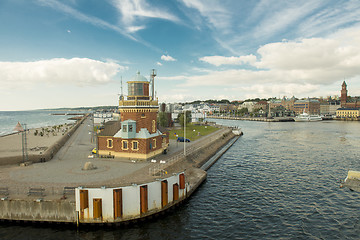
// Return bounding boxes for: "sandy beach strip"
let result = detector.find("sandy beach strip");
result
[0,123,75,158]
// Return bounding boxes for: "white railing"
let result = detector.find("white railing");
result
[148,127,230,176]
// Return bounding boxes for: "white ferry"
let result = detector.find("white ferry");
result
[294,112,322,122]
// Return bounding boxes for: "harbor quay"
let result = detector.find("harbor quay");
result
[0,115,240,225]
[207,116,295,122]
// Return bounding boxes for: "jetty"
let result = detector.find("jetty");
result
[0,115,241,226]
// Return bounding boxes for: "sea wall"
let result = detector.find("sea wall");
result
[0,199,76,222]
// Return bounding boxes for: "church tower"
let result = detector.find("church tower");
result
[341,81,347,107]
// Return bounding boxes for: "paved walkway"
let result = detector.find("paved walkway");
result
[0,119,228,198]
[0,117,149,196]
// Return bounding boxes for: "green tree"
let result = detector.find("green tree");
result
[239,108,248,115]
[157,112,169,127]
[177,111,192,128]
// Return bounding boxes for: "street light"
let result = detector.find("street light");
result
[184,110,186,156]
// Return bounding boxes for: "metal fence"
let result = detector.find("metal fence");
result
[148,127,230,176]
[0,186,76,199]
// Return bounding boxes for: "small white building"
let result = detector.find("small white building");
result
[239,102,256,112]
[75,172,187,223]
[94,112,114,126]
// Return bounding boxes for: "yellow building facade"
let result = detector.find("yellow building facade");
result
[336,108,360,120]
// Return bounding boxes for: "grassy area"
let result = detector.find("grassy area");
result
[168,124,218,141]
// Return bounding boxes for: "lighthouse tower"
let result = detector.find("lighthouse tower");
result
[97,70,169,159]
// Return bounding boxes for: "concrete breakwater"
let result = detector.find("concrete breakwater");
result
[0,124,240,225]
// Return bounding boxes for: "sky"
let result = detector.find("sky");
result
[1,0,360,110]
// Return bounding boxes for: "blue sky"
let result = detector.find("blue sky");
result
[1,0,360,110]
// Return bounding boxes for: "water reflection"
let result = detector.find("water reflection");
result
[1,120,360,239]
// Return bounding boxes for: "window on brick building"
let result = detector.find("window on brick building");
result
[153,139,156,148]
[152,120,156,133]
[122,140,128,150]
[132,141,138,150]
[123,125,127,132]
[107,139,113,148]
[129,125,133,132]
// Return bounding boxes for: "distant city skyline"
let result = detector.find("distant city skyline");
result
[1,0,360,111]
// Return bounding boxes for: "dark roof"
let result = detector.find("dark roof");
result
[256,101,268,105]
[337,108,360,110]
[158,125,169,134]
[98,120,121,136]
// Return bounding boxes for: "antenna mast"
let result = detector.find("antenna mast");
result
[150,69,157,100]
[120,76,123,99]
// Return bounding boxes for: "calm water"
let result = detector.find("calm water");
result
[0,110,81,136]
[1,119,360,239]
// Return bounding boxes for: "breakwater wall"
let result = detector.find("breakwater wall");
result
[0,115,88,166]
[0,199,76,223]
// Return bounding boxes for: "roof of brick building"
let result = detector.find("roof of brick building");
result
[98,120,121,136]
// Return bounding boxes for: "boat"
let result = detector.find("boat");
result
[294,111,322,122]
[340,170,360,192]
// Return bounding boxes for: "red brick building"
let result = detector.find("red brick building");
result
[341,81,360,108]
[97,71,169,159]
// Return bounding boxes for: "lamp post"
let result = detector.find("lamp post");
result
[22,124,28,164]
[184,110,186,156]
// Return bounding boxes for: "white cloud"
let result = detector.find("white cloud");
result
[111,0,179,32]
[162,27,360,99]
[160,93,192,103]
[161,55,177,62]
[235,83,319,99]
[250,1,324,40]
[181,0,230,31]
[254,36,360,84]
[0,58,127,90]
[199,55,257,66]
[157,75,187,81]
[37,0,136,40]
[297,1,360,38]
[156,62,163,66]
[126,25,145,33]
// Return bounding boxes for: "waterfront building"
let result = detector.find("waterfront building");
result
[253,101,268,111]
[97,71,169,159]
[293,98,320,115]
[93,112,115,126]
[340,81,360,108]
[269,99,282,110]
[239,101,256,112]
[269,97,296,112]
[320,101,340,115]
[282,96,296,111]
[336,108,360,120]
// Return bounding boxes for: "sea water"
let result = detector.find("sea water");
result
[0,119,360,239]
[0,110,83,136]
